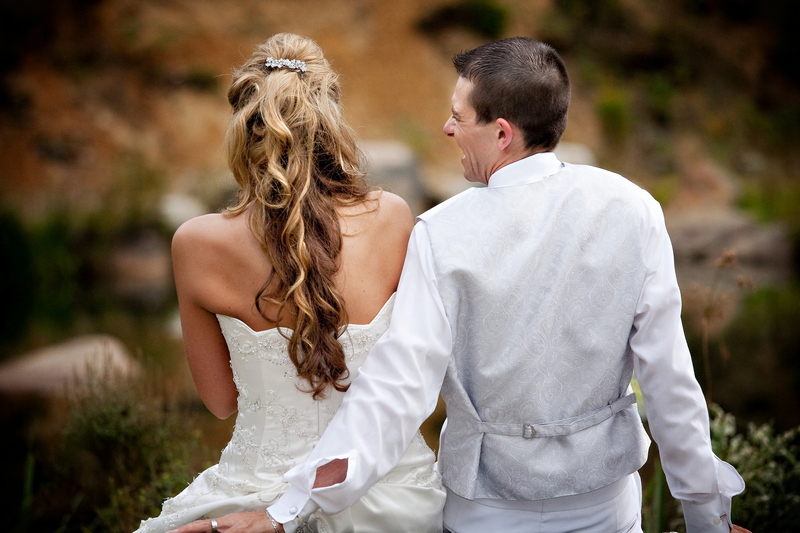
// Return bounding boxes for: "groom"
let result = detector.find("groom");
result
[207,37,746,532]
[265,37,745,532]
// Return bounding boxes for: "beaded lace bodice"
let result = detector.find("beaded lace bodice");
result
[214,294,395,483]
[137,292,444,533]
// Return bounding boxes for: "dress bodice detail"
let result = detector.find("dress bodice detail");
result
[214,294,396,479]
[136,293,444,533]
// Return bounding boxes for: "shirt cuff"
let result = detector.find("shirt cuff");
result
[681,497,732,533]
[267,490,319,533]
[268,453,352,526]
[681,459,744,533]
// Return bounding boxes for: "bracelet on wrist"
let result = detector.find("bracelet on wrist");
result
[266,510,279,533]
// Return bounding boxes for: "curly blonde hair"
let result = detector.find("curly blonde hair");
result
[224,33,374,399]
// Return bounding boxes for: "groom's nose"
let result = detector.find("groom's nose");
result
[443,116,455,137]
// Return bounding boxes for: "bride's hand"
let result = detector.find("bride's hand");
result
[167,511,284,533]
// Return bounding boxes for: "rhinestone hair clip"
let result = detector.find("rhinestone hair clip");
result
[265,57,307,73]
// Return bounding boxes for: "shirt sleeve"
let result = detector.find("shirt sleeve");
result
[630,196,744,533]
[267,222,452,531]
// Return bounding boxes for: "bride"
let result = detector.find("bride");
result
[135,33,445,533]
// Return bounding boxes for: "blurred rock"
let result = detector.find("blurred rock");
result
[667,208,793,334]
[423,169,477,204]
[0,335,139,394]
[167,308,184,341]
[735,150,768,175]
[555,142,597,166]
[667,208,792,268]
[160,192,208,231]
[362,140,431,216]
[109,230,172,309]
[671,137,739,209]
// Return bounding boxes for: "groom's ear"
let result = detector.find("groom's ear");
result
[496,118,514,151]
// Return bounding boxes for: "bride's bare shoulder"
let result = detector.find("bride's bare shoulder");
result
[172,212,246,257]
[374,192,414,245]
[365,190,414,233]
[375,190,412,218]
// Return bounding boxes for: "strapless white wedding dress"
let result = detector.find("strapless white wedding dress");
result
[136,294,444,533]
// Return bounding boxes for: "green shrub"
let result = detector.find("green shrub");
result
[31,364,210,532]
[641,404,800,532]
[710,404,800,531]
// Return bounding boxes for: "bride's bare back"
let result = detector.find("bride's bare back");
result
[172,191,413,419]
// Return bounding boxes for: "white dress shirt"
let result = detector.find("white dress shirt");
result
[268,152,744,532]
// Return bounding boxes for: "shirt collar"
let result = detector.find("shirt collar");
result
[487,152,564,188]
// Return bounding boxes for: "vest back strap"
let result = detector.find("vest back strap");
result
[478,393,637,439]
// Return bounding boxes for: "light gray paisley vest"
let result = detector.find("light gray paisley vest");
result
[419,163,651,501]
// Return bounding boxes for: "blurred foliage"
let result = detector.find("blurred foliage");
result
[105,150,168,229]
[541,0,800,163]
[0,0,213,95]
[417,0,508,40]
[182,67,222,93]
[543,0,799,91]
[646,174,679,206]
[0,204,174,361]
[644,74,675,126]
[641,405,800,532]
[724,284,800,395]
[710,404,800,531]
[25,364,211,532]
[744,103,800,152]
[596,84,631,146]
[28,212,83,329]
[738,179,800,261]
[0,0,106,73]
[0,209,81,355]
[549,0,632,35]
[680,0,800,87]
[395,117,433,161]
[0,210,35,347]
[686,283,800,431]
[541,0,643,68]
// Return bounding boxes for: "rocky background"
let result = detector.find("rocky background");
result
[1,1,799,531]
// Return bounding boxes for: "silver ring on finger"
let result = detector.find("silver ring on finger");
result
[210,519,218,533]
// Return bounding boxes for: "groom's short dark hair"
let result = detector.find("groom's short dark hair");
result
[453,37,571,151]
